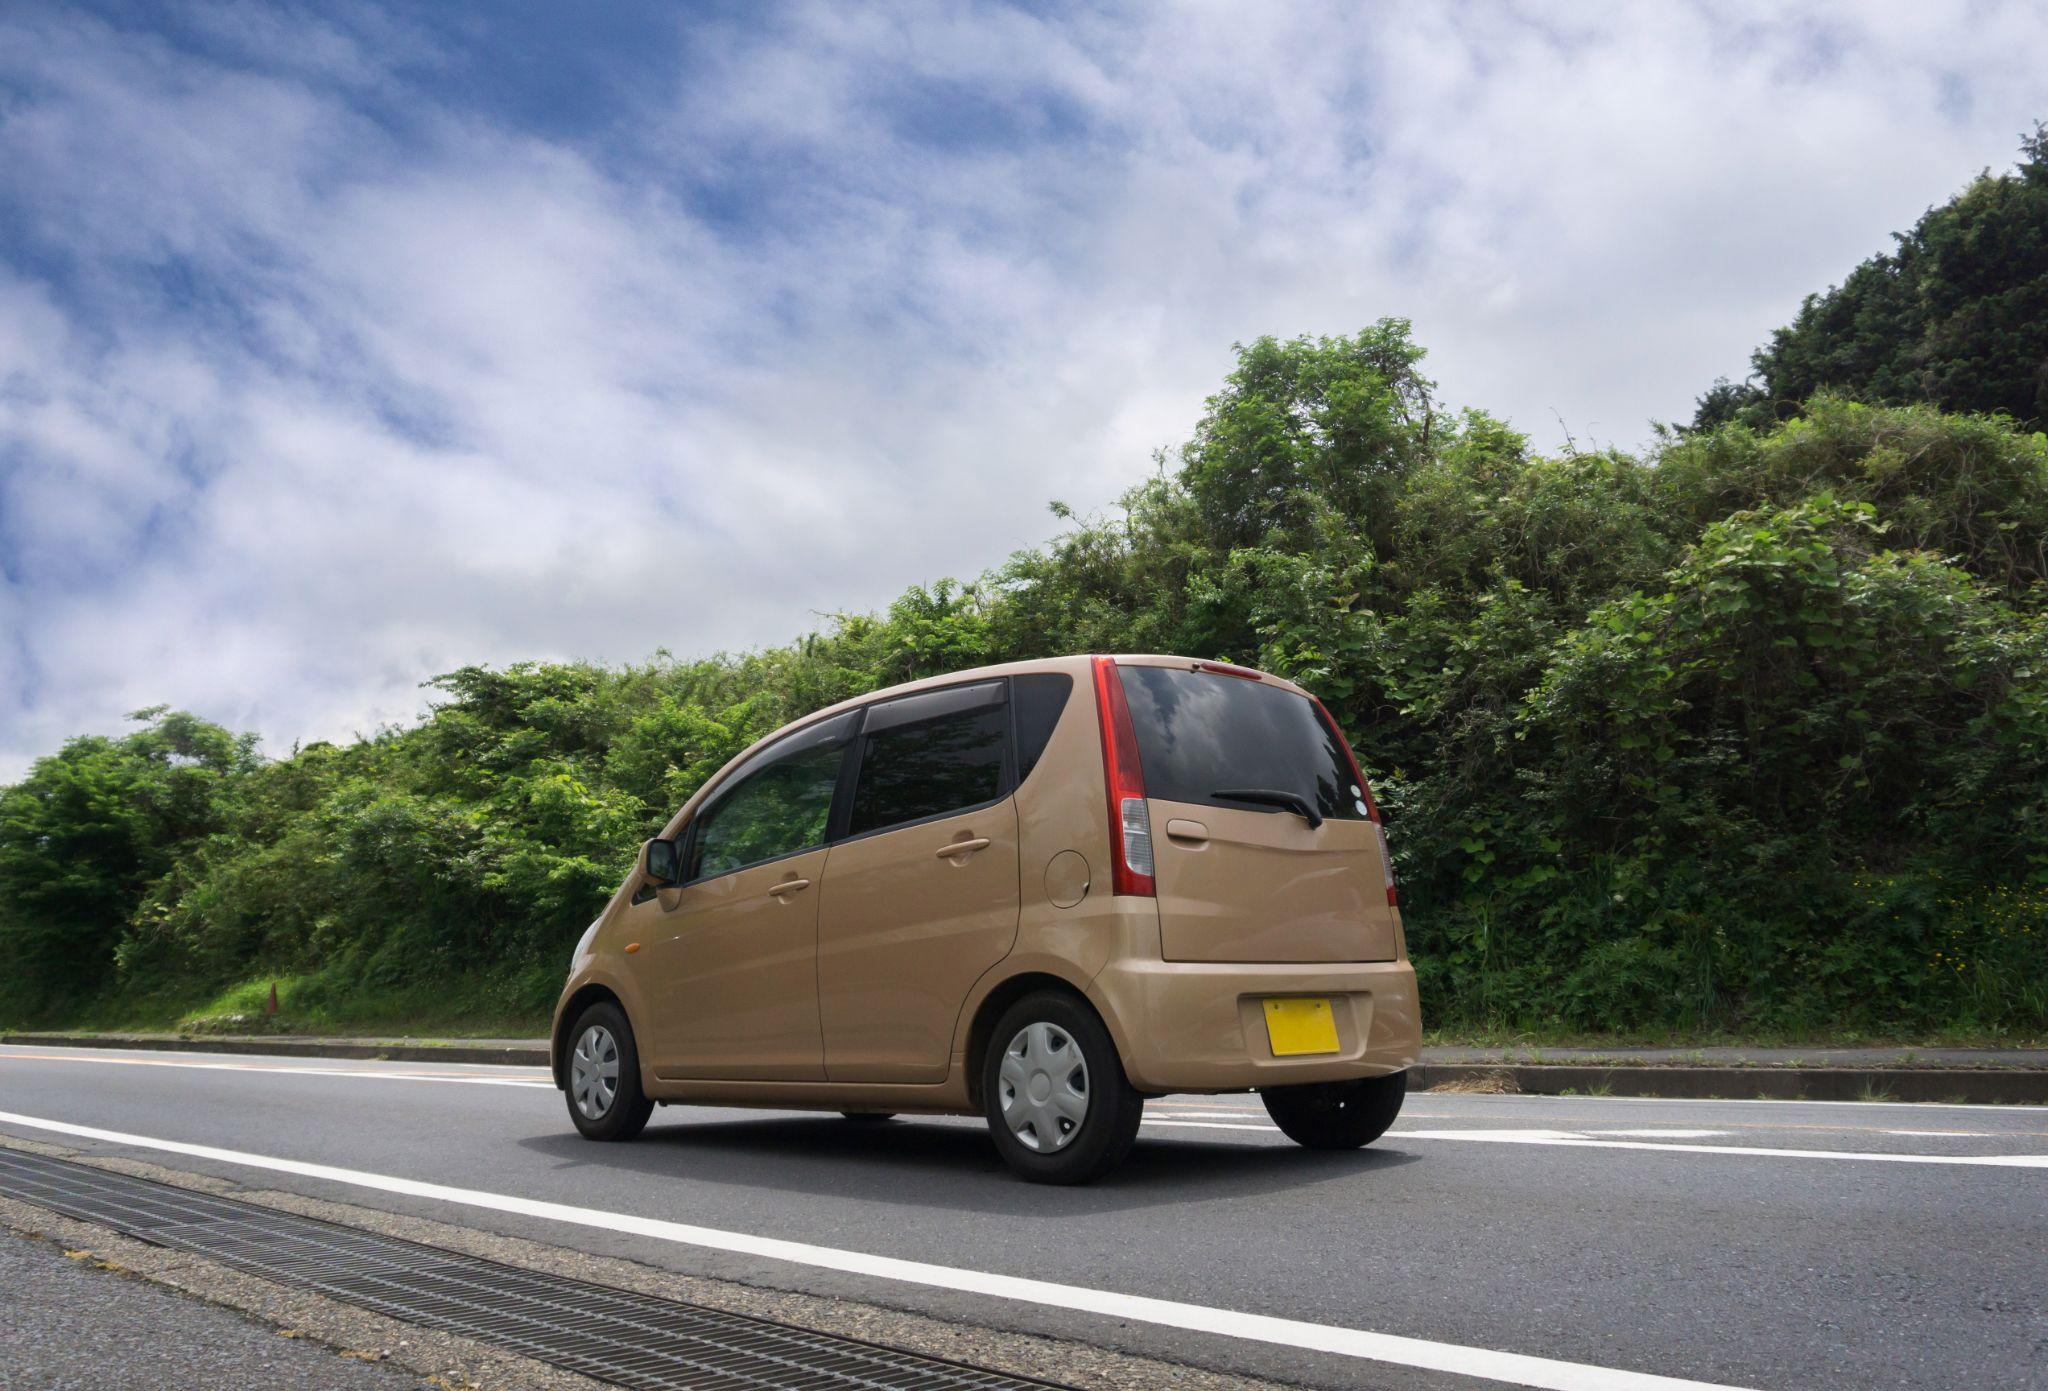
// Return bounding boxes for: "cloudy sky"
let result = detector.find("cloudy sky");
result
[3,1,2047,778]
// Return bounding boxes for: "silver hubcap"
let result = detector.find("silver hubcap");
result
[998,1022,1089,1152]
[571,1024,621,1121]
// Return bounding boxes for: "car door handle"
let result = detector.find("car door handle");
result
[766,878,811,897]
[1165,818,1209,842]
[935,838,991,859]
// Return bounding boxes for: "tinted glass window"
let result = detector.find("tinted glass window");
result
[1116,666,1367,821]
[849,704,1009,836]
[1011,673,1073,784]
[862,679,1005,733]
[690,739,846,880]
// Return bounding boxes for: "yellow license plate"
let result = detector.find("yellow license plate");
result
[1263,997,1340,1056]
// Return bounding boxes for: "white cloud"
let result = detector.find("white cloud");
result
[2,0,2046,777]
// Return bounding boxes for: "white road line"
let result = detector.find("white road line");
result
[1397,1129,2048,1168]
[7,1047,2043,1115]
[0,1109,1752,1391]
[0,1052,554,1088]
[1143,1118,2048,1166]
[10,1055,2039,1165]
[1144,1108,1270,1119]
[1439,1090,2048,1115]
[1883,1129,1993,1138]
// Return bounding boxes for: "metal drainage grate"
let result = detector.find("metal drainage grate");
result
[0,1148,1068,1391]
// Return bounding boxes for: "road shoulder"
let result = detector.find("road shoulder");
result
[0,1132,1281,1391]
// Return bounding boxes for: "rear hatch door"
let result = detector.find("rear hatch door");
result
[1117,662,1398,963]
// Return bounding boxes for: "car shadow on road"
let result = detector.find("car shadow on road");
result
[515,1112,1417,1216]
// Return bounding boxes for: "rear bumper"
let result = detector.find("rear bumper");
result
[1087,956,1421,1093]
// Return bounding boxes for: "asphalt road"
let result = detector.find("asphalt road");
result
[0,1223,433,1391]
[1,1043,2042,1391]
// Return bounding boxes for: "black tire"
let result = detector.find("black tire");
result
[981,990,1143,1185]
[839,1111,897,1122]
[564,1000,654,1141]
[1260,1071,1406,1150]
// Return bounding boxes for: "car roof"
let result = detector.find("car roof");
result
[656,654,1309,838]
[802,653,1310,722]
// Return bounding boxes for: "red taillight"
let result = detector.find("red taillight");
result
[1312,696,1397,907]
[1092,657,1155,897]
[1196,660,1264,680]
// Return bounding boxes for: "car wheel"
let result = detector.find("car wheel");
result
[981,990,1143,1185]
[839,1111,897,1122]
[565,1001,654,1141]
[1260,1071,1406,1150]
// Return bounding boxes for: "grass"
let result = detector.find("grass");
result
[1426,1069,1519,1094]
[9,966,560,1040]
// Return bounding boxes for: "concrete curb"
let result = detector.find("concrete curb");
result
[8,1033,2046,1104]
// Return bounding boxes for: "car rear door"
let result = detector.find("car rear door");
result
[1116,662,1399,964]
[815,680,1021,1083]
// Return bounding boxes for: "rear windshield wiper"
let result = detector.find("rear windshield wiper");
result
[1212,788,1323,829]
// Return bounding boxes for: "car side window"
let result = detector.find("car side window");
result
[848,682,1010,837]
[1010,672,1073,783]
[688,717,853,882]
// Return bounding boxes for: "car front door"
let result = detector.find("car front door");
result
[815,680,1021,1084]
[640,712,856,1081]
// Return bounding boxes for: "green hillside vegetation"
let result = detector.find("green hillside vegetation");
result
[1697,127,2048,431]
[6,139,2048,1042]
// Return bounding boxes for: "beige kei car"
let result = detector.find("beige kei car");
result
[552,654,1420,1183]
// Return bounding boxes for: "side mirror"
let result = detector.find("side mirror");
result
[644,838,680,886]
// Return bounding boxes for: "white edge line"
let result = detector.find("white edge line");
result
[1,1053,554,1088]
[1883,1130,1993,1138]
[1440,1089,2048,1115]
[1146,1119,2048,1167]
[10,1054,2041,1162]
[6,1046,2042,1113]
[1143,1109,1269,1119]
[1397,1130,2048,1168]
[0,1108,1753,1391]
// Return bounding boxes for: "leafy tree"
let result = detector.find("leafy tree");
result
[1697,127,2048,431]
[1180,322,1437,558]
[0,710,255,1020]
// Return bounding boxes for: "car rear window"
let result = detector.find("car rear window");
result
[1115,665,1368,822]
